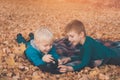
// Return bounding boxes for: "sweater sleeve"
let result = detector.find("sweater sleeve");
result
[25,47,46,66]
[49,46,60,60]
[72,45,92,71]
[70,56,81,61]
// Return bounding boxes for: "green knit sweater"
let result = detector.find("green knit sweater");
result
[71,36,117,71]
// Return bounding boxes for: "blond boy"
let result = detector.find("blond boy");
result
[25,27,60,73]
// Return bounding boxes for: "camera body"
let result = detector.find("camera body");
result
[47,59,58,70]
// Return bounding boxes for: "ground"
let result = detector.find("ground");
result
[0,0,120,80]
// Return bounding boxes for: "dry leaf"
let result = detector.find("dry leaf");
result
[0,0,120,79]
[13,43,26,55]
[79,75,89,80]
[6,54,15,66]
[90,70,99,76]
[98,73,110,80]
[0,51,3,64]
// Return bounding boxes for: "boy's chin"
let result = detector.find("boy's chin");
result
[70,42,78,47]
[43,51,49,54]
[71,43,77,47]
[73,43,80,47]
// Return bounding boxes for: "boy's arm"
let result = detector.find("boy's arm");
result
[72,46,92,71]
[25,48,46,66]
[70,56,81,61]
[49,46,60,60]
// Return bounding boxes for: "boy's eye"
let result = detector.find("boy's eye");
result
[44,44,48,47]
[44,44,52,47]
[44,45,47,47]
[69,35,74,38]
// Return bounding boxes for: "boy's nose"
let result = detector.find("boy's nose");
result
[46,46,51,51]
[68,37,72,42]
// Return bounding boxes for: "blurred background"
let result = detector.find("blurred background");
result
[0,0,120,80]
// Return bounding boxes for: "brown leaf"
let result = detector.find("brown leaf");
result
[13,43,26,55]
[6,54,15,66]
[98,73,110,80]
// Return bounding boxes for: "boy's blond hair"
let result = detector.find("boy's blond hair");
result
[65,20,86,36]
[34,27,54,42]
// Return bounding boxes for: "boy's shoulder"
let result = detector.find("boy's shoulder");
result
[83,36,97,47]
[85,36,94,43]
[25,43,40,55]
[85,36,105,47]
[86,36,94,40]
[49,45,56,52]
[86,36,97,43]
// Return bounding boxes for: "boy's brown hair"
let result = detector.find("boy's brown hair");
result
[65,20,86,36]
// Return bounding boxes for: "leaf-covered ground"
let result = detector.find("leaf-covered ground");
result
[0,0,120,80]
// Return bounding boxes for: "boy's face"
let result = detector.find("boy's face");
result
[67,30,81,46]
[36,40,53,54]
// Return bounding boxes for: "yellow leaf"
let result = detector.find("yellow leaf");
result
[32,75,41,80]
[13,43,26,55]
[98,73,109,80]
[6,55,15,66]
[19,43,26,52]
[89,70,99,78]
[0,51,2,64]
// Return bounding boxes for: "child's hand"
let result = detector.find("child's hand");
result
[59,57,71,65]
[42,54,54,63]
[58,59,62,65]
[58,65,73,73]
[94,60,103,67]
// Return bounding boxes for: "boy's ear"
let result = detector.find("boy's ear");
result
[79,32,85,38]
[34,39,39,44]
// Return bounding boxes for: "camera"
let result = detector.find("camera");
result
[47,59,58,69]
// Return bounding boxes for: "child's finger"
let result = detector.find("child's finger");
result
[49,57,54,62]
[61,59,68,64]
[63,60,67,64]
[59,67,67,73]
[58,65,66,68]
[49,56,54,60]
[47,58,54,62]
[47,54,54,59]
[58,59,63,65]
[47,58,55,63]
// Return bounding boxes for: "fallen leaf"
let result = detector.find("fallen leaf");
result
[98,73,110,80]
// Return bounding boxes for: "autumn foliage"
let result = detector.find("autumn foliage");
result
[0,0,120,80]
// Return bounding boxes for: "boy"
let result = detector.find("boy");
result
[58,20,120,73]
[18,27,60,73]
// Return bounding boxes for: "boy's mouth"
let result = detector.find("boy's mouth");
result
[69,42,72,46]
[43,50,49,54]
[69,42,76,47]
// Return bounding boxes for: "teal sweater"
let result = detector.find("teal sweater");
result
[71,36,117,71]
[25,42,60,66]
